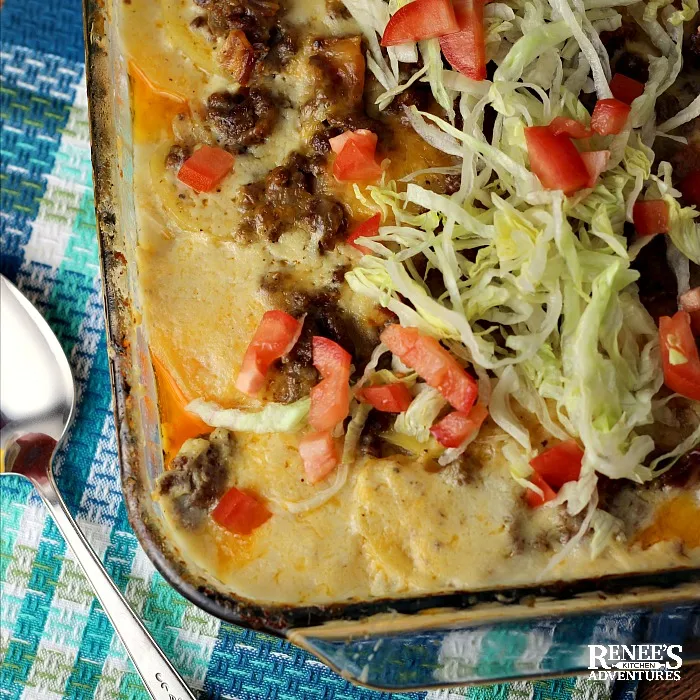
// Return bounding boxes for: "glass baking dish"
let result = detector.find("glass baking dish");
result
[82,0,700,690]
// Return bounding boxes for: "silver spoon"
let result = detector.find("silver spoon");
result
[0,275,196,700]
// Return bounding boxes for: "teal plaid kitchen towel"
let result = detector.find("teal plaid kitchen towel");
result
[0,1,638,698]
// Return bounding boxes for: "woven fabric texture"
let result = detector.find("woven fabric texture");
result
[0,1,635,698]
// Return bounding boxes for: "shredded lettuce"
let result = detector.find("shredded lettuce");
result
[342,402,373,464]
[186,398,310,433]
[346,124,693,539]
[394,385,447,442]
[650,414,700,475]
[666,196,700,264]
[658,94,700,134]
[490,367,531,449]
[336,0,700,564]
[387,0,418,64]
[589,509,624,559]
[494,21,573,83]
[418,39,454,120]
[356,342,389,389]
[502,442,538,494]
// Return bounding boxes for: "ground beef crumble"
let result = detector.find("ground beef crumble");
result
[206,89,279,152]
[236,152,348,249]
[156,428,234,529]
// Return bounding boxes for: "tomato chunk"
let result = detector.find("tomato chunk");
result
[329,129,377,157]
[177,145,235,192]
[524,126,589,195]
[329,130,382,182]
[299,431,339,483]
[529,439,584,490]
[680,170,700,207]
[348,213,381,254]
[680,288,700,336]
[235,311,303,395]
[312,336,352,378]
[357,383,413,413]
[310,376,350,431]
[548,117,592,139]
[309,337,351,431]
[580,150,610,188]
[659,311,700,401]
[212,487,272,535]
[633,200,669,237]
[525,472,557,508]
[333,140,382,182]
[609,73,645,105]
[381,325,478,413]
[382,0,459,46]
[438,0,486,81]
[430,404,488,448]
[591,98,631,136]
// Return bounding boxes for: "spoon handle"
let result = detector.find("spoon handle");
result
[34,471,196,700]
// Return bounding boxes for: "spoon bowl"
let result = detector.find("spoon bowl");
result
[0,276,74,450]
[0,274,195,700]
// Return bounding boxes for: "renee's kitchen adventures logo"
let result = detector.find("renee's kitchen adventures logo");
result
[587,644,683,680]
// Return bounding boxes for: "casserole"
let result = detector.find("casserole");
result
[84,0,700,688]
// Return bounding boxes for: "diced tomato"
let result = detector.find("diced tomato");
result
[177,145,235,192]
[309,337,351,431]
[329,130,382,182]
[659,311,700,401]
[548,117,592,139]
[310,375,350,430]
[680,288,700,336]
[381,0,459,46]
[438,0,486,81]
[329,129,378,157]
[312,336,352,378]
[580,150,610,188]
[381,325,478,413]
[430,404,488,448]
[524,126,589,195]
[525,472,557,508]
[299,431,339,483]
[235,311,303,395]
[529,439,584,491]
[633,200,669,237]
[680,170,700,207]
[333,140,383,182]
[212,487,272,535]
[609,73,645,105]
[328,129,382,182]
[357,383,414,413]
[591,99,631,136]
[348,213,381,254]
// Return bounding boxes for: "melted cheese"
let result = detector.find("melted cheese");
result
[121,0,700,605]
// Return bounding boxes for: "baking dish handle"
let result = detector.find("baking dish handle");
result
[289,603,700,691]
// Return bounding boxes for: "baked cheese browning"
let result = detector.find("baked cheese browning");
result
[122,0,700,605]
